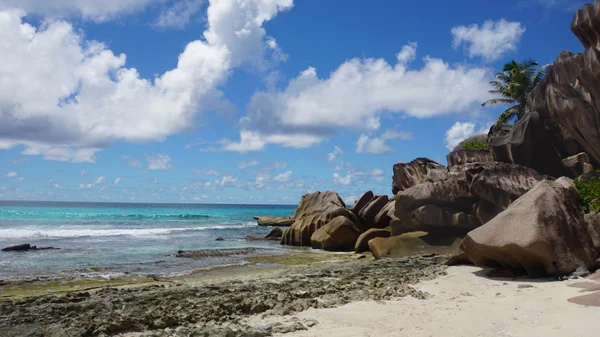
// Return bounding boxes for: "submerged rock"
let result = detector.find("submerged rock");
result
[175,248,264,259]
[1,244,59,252]
[253,216,293,227]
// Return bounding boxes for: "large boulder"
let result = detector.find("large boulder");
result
[358,195,389,230]
[281,191,355,246]
[585,212,600,253]
[368,232,462,260]
[468,163,546,223]
[310,216,361,251]
[392,158,447,194]
[354,228,390,253]
[461,178,600,277]
[489,111,567,178]
[349,190,374,216]
[373,197,398,229]
[394,177,478,235]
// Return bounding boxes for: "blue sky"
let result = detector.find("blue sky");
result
[0,0,586,204]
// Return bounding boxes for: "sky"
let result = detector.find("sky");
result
[0,0,587,204]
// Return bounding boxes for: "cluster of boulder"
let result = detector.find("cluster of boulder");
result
[273,1,600,278]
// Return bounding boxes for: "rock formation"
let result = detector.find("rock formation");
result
[392,158,447,194]
[354,228,390,253]
[461,178,600,277]
[490,1,600,176]
[446,134,494,169]
[281,191,355,246]
[310,216,361,251]
[349,191,374,216]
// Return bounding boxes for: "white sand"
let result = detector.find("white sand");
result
[274,266,600,337]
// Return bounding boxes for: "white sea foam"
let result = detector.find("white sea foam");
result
[0,222,257,239]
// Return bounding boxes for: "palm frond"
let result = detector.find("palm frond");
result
[494,105,521,126]
[481,98,515,107]
[532,64,549,87]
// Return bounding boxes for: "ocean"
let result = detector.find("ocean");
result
[0,201,296,280]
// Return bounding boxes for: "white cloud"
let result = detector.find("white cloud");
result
[79,183,93,189]
[451,19,526,62]
[222,130,323,153]
[94,176,105,184]
[344,195,357,205]
[154,0,204,29]
[4,172,17,177]
[444,121,493,150]
[274,170,292,182]
[444,122,476,151]
[218,176,238,188]
[114,177,121,185]
[0,0,161,22]
[53,183,64,189]
[333,172,352,186]
[193,168,220,176]
[237,160,259,169]
[230,42,491,151]
[146,154,174,170]
[0,1,292,162]
[327,146,343,162]
[356,129,413,155]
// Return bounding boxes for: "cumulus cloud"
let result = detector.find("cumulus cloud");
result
[146,154,174,170]
[333,172,352,185]
[229,42,491,151]
[327,146,343,162]
[274,170,292,182]
[53,183,65,189]
[94,176,105,184]
[114,177,121,185]
[154,0,204,29]
[218,176,238,188]
[443,121,491,150]
[356,129,413,155]
[237,160,259,169]
[0,1,293,162]
[4,171,17,177]
[451,19,526,62]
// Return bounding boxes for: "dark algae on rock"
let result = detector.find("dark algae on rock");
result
[0,254,448,337]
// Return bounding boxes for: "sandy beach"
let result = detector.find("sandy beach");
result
[264,266,600,337]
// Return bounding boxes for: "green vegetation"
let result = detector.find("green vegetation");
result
[460,138,490,151]
[574,171,600,213]
[482,60,549,133]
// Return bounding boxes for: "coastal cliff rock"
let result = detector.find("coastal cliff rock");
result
[585,212,600,253]
[349,190,374,216]
[391,158,447,194]
[373,197,398,229]
[310,216,361,251]
[490,1,600,175]
[354,228,390,253]
[461,178,599,277]
[253,216,293,227]
[281,191,355,246]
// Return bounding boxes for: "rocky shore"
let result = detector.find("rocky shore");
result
[0,254,447,337]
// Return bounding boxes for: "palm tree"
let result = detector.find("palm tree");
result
[482,60,549,132]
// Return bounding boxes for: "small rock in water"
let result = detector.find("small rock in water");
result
[1,244,59,252]
[215,237,225,241]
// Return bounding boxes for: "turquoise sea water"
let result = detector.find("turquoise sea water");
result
[0,201,296,280]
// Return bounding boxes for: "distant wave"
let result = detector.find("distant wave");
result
[0,211,215,221]
[0,222,257,239]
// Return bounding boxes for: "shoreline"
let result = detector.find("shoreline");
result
[0,252,448,336]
